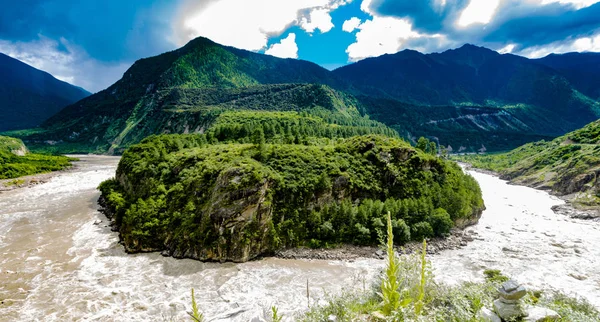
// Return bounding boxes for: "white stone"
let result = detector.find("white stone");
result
[478,307,501,322]
[524,306,561,322]
[493,299,527,320]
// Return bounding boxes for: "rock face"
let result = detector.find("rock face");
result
[493,280,528,320]
[157,165,275,263]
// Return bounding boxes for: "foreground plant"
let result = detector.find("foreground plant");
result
[378,212,404,316]
[188,288,204,322]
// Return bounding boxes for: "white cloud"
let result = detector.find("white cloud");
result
[178,0,349,52]
[301,8,335,33]
[540,0,600,9]
[518,32,600,58]
[457,0,500,27]
[265,33,299,58]
[360,0,374,13]
[342,17,362,32]
[498,43,516,54]
[346,16,419,61]
[0,36,129,93]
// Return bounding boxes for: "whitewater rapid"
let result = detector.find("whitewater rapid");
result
[0,156,599,321]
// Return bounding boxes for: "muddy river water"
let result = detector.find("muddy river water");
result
[0,156,598,321]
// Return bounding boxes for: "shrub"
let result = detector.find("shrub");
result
[411,222,434,241]
[427,208,453,237]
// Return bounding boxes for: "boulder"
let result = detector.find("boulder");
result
[478,307,501,322]
[494,299,527,321]
[524,307,561,322]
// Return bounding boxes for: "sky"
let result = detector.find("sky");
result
[1,0,599,93]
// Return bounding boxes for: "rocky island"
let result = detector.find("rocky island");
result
[99,134,484,262]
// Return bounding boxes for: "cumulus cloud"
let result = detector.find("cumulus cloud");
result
[265,33,299,58]
[346,17,419,61]
[301,8,335,33]
[342,17,362,32]
[0,36,129,93]
[176,0,349,52]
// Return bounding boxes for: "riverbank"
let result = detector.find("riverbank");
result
[0,154,86,193]
[460,162,600,221]
[275,228,479,261]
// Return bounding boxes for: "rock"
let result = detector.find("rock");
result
[524,307,560,321]
[478,307,501,322]
[327,314,337,321]
[498,282,527,301]
[494,299,527,321]
[93,220,102,225]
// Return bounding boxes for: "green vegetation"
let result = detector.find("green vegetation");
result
[456,119,600,208]
[99,134,483,262]
[271,306,283,322]
[189,289,204,322]
[0,135,73,179]
[300,213,600,322]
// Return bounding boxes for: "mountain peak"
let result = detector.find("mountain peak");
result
[449,43,499,55]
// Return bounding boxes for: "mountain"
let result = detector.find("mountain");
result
[536,52,600,101]
[17,37,357,154]
[334,44,600,151]
[11,38,600,153]
[457,119,600,213]
[0,53,90,131]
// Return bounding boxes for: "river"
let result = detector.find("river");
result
[0,156,599,321]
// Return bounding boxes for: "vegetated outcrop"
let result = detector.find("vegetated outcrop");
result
[458,119,600,212]
[99,134,484,262]
[0,135,72,179]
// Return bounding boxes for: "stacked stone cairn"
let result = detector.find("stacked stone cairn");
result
[479,280,561,322]
[493,280,528,320]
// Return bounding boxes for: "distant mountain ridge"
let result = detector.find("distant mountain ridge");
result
[0,53,90,131]
[9,37,600,153]
[334,44,600,150]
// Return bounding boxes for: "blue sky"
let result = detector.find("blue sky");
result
[1,0,599,93]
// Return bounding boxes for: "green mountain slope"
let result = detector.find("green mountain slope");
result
[457,119,600,209]
[99,134,484,262]
[0,53,90,131]
[13,37,355,154]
